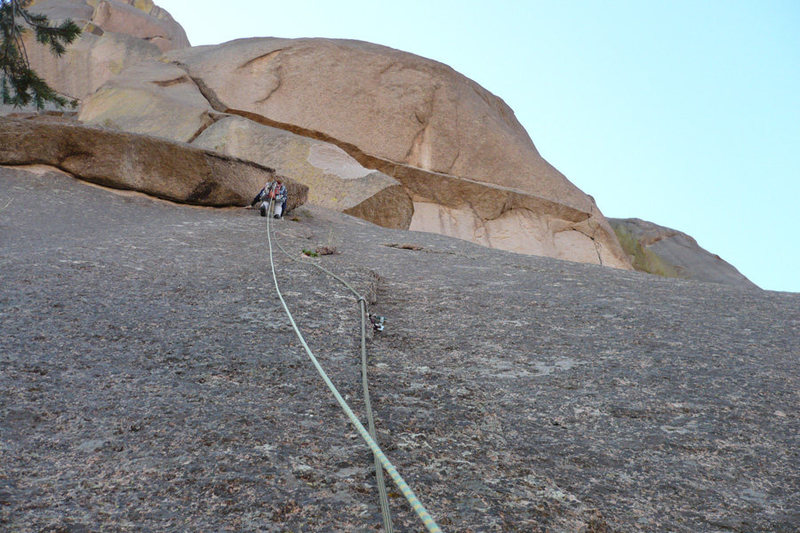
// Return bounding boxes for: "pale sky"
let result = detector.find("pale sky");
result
[157,0,800,293]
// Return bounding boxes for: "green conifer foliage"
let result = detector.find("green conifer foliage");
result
[1,0,81,109]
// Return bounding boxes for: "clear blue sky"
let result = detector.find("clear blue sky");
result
[158,0,800,293]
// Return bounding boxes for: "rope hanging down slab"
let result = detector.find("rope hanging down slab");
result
[264,201,442,533]
[271,224,392,532]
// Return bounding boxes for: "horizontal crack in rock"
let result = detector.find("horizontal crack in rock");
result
[151,75,192,88]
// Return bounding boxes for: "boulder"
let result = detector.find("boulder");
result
[164,38,597,202]
[0,116,307,208]
[79,37,631,268]
[609,217,758,288]
[165,38,580,202]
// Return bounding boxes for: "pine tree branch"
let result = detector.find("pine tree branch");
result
[0,0,80,108]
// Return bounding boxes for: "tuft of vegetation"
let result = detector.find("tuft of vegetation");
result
[301,249,319,257]
[1,0,81,109]
[612,224,683,278]
[314,245,337,256]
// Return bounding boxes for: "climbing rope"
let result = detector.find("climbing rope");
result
[264,200,442,533]
[359,297,393,533]
[270,224,393,532]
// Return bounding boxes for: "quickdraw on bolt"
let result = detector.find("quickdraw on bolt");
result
[369,314,386,332]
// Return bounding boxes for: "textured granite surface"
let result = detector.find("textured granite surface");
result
[1,166,798,531]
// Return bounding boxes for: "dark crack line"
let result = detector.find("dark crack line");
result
[185,112,223,144]
[256,66,282,104]
[169,61,229,113]
[238,49,284,70]
[580,204,604,265]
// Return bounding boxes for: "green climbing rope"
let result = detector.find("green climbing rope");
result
[264,202,441,533]
[271,225,393,532]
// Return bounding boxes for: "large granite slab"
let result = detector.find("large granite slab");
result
[1,166,797,531]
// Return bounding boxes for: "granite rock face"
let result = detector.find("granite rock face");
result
[0,117,307,207]
[77,59,218,141]
[1,168,797,532]
[191,116,413,229]
[164,38,566,196]
[609,217,758,288]
[78,37,631,268]
[88,0,191,53]
[6,0,189,107]
[81,71,411,228]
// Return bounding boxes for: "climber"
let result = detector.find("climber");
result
[249,179,288,218]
